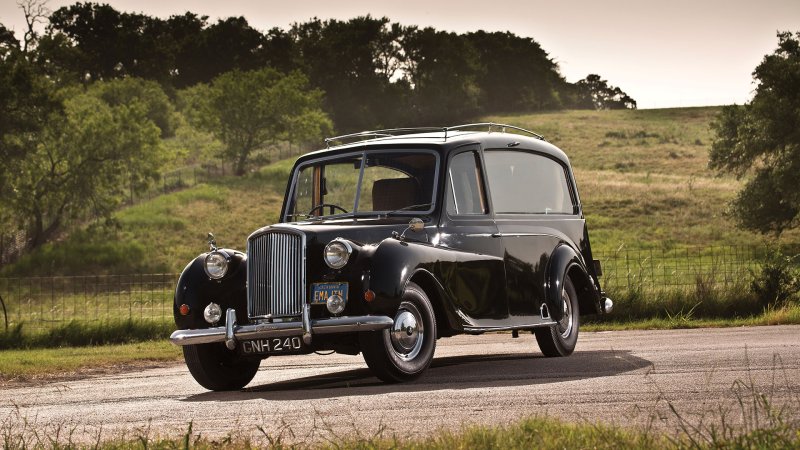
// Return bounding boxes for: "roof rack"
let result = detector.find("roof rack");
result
[324,123,544,148]
[446,123,545,140]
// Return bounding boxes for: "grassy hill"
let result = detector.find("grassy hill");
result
[4,107,797,276]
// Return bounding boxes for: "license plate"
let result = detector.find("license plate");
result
[240,336,306,355]
[311,282,348,304]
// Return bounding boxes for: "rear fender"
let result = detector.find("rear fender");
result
[546,244,601,321]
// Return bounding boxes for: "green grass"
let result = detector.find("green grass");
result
[3,412,798,449]
[5,107,800,276]
[0,318,174,350]
[0,340,180,381]
[584,304,800,331]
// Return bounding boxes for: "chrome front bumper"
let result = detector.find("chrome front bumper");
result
[170,305,394,350]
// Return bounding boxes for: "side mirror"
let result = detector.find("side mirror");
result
[394,217,426,242]
[408,217,424,233]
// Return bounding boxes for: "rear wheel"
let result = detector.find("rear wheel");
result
[183,343,261,391]
[534,276,579,357]
[360,282,437,382]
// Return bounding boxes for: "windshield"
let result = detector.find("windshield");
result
[286,150,439,220]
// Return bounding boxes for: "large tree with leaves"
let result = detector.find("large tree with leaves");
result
[709,31,800,235]
[190,68,332,175]
[1,77,169,250]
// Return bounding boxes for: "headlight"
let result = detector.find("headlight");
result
[324,239,352,269]
[203,302,222,324]
[326,294,346,315]
[204,250,229,279]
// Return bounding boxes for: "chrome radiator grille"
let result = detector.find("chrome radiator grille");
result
[247,230,305,319]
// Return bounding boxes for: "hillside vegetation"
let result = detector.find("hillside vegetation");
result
[4,107,797,276]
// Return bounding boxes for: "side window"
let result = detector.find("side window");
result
[446,151,487,215]
[484,150,574,214]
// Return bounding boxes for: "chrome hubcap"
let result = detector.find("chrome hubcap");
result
[389,303,424,361]
[557,289,573,339]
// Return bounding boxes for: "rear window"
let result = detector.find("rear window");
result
[484,150,573,214]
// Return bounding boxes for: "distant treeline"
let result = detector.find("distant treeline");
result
[4,2,635,132]
[0,2,637,258]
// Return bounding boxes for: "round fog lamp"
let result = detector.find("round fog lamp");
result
[204,251,229,279]
[203,302,222,324]
[324,240,352,269]
[326,294,346,315]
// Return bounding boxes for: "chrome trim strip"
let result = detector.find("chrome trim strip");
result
[224,308,237,350]
[301,303,312,344]
[169,315,395,346]
[463,321,556,334]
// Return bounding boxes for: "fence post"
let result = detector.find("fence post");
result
[625,249,630,291]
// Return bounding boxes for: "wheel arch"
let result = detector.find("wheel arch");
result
[407,269,460,337]
[547,244,602,320]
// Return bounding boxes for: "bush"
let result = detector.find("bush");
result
[750,248,800,309]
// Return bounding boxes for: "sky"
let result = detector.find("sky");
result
[1,0,798,109]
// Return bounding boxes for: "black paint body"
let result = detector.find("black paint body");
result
[174,131,606,350]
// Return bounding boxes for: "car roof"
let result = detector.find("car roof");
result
[296,124,572,166]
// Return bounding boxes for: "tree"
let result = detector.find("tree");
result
[466,31,567,113]
[2,79,167,250]
[709,31,800,235]
[574,74,637,110]
[402,27,482,124]
[290,16,409,132]
[194,68,332,175]
[17,0,49,54]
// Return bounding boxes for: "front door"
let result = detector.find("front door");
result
[437,148,508,326]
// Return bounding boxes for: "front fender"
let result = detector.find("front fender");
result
[173,248,247,330]
[545,244,593,322]
[366,238,465,331]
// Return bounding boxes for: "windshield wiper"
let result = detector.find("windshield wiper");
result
[381,203,433,217]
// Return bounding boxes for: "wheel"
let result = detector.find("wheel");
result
[360,282,437,382]
[183,343,261,391]
[534,276,579,357]
[307,203,348,216]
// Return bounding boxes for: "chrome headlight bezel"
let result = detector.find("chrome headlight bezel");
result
[323,239,352,269]
[204,250,230,279]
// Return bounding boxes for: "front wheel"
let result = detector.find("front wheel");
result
[360,282,437,383]
[534,276,579,357]
[183,343,261,391]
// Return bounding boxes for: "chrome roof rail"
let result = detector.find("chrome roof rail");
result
[324,123,544,148]
[325,127,445,148]
[444,123,545,140]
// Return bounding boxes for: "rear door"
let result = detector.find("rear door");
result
[483,149,583,323]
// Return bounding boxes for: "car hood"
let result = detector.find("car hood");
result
[249,216,429,247]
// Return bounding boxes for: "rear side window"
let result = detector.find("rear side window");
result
[484,150,573,214]
[446,151,487,215]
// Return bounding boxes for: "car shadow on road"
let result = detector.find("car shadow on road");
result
[182,349,652,403]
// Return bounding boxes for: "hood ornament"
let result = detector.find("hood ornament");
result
[207,232,218,251]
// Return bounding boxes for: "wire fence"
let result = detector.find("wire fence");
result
[593,245,767,295]
[0,245,775,333]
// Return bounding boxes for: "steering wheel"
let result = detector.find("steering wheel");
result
[307,203,349,216]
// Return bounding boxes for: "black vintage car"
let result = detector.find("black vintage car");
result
[170,123,613,391]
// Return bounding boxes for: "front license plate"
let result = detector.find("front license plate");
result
[311,282,348,304]
[240,336,307,355]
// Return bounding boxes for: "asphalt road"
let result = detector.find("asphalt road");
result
[3,326,799,445]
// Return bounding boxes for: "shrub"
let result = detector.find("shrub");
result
[750,248,800,309]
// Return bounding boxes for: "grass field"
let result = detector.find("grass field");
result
[4,399,798,449]
[4,106,799,276]
[0,340,179,382]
